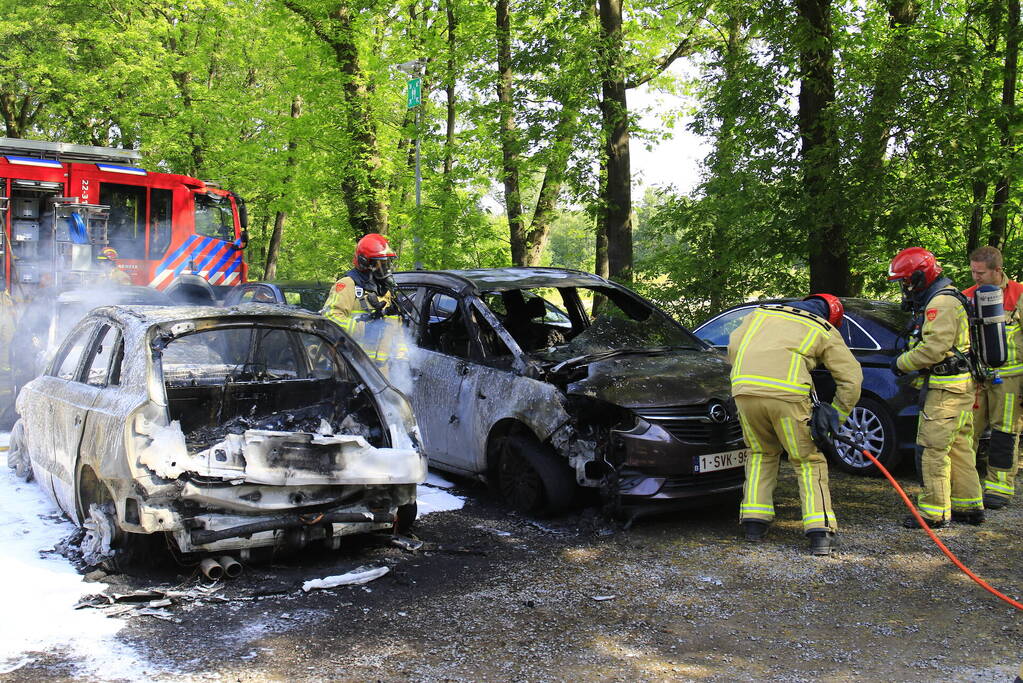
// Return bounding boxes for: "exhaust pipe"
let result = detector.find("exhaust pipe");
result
[218,555,242,578]
[200,557,225,580]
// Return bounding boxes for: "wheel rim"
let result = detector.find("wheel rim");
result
[836,406,887,469]
[498,443,544,512]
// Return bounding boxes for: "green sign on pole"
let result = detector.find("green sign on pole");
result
[406,78,422,109]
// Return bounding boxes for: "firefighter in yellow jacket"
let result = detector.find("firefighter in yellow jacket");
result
[964,245,1023,509]
[889,247,984,528]
[97,247,132,285]
[321,233,407,371]
[728,294,862,556]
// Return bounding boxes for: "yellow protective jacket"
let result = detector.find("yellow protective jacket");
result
[963,274,1023,378]
[895,284,972,392]
[728,305,862,422]
[322,272,407,365]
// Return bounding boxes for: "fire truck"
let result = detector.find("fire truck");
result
[0,137,248,294]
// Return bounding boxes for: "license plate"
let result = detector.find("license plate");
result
[694,448,750,473]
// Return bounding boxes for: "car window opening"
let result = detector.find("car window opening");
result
[159,326,389,453]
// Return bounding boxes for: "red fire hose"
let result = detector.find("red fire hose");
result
[837,434,1023,611]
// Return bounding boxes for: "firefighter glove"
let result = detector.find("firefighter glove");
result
[889,355,905,377]
[810,402,841,451]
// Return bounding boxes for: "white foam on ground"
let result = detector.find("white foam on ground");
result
[416,474,465,517]
[0,447,162,680]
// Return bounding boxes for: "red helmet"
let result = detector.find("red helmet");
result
[353,233,397,274]
[804,293,844,327]
[888,247,941,289]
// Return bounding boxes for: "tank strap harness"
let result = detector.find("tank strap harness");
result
[908,285,1008,382]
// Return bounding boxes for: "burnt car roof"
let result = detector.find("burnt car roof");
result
[393,267,614,293]
[93,302,327,327]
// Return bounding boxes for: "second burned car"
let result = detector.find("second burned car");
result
[389,267,747,515]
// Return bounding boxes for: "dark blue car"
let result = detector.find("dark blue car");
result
[693,298,918,475]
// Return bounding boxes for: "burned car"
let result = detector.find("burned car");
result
[390,267,746,515]
[8,304,425,567]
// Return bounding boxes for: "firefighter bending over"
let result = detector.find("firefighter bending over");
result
[889,247,984,528]
[963,245,1023,510]
[98,247,131,285]
[322,233,407,369]
[728,294,862,556]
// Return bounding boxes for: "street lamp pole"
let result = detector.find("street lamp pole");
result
[395,59,426,269]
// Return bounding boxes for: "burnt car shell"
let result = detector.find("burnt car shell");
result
[391,267,746,511]
[12,303,425,564]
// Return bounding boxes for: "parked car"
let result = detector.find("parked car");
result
[693,298,917,475]
[389,267,748,515]
[8,303,426,568]
[222,280,333,312]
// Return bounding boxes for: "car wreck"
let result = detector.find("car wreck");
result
[390,267,747,516]
[8,303,425,569]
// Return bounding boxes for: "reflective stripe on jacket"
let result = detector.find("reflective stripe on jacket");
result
[897,285,973,392]
[321,275,408,365]
[727,305,862,420]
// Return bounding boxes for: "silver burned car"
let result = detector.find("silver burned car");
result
[8,304,425,567]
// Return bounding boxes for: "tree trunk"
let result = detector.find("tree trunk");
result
[523,107,580,265]
[443,0,457,183]
[797,0,846,295]
[283,0,388,236]
[967,181,988,256]
[598,0,633,283]
[496,0,526,265]
[989,0,1020,248]
[264,95,303,280]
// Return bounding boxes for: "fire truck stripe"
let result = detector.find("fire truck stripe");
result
[206,247,238,284]
[193,241,229,276]
[172,237,219,278]
[151,235,209,289]
[156,235,202,272]
[219,254,243,285]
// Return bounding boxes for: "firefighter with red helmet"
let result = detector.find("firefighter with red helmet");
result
[889,247,984,527]
[97,247,131,285]
[728,294,862,556]
[322,233,407,368]
[963,245,1023,509]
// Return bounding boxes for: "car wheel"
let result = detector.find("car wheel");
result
[76,463,159,571]
[496,434,576,516]
[831,397,901,476]
[7,420,32,481]
[395,502,417,534]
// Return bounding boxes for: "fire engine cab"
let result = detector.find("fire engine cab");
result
[0,137,248,294]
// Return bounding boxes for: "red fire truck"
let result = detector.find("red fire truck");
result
[0,138,248,294]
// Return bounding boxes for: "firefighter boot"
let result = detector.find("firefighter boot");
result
[902,514,949,529]
[743,520,768,541]
[982,493,1008,509]
[951,509,986,525]
[808,531,834,556]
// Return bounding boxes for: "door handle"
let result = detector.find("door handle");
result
[456,362,470,376]
[74,415,82,426]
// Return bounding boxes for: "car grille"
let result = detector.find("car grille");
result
[635,404,744,445]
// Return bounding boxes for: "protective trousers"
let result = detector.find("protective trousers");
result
[917,388,983,521]
[736,396,837,533]
[972,375,1021,503]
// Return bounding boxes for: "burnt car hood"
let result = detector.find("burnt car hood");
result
[561,351,732,408]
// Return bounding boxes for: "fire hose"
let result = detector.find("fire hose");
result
[832,431,1023,611]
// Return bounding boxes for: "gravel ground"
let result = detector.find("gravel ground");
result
[4,463,1022,682]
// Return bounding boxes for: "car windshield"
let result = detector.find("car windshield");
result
[279,285,330,312]
[483,285,704,363]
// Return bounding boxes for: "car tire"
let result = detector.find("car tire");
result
[76,463,160,571]
[830,397,901,476]
[395,502,417,534]
[496,434,576,516]
[8,420,32,481]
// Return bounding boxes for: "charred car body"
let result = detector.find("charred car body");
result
[391,267,747,514]
[9,304,425,565]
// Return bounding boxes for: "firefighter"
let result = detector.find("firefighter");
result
[963,245,1023,509]
[889,247,984,527]
[728,294,862,556]
[321,233,407,369]
[97,247,132,285]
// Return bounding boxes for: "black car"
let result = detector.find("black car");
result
[222,280,333,312]
[388,267,748,515]
[693,298,918,475]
